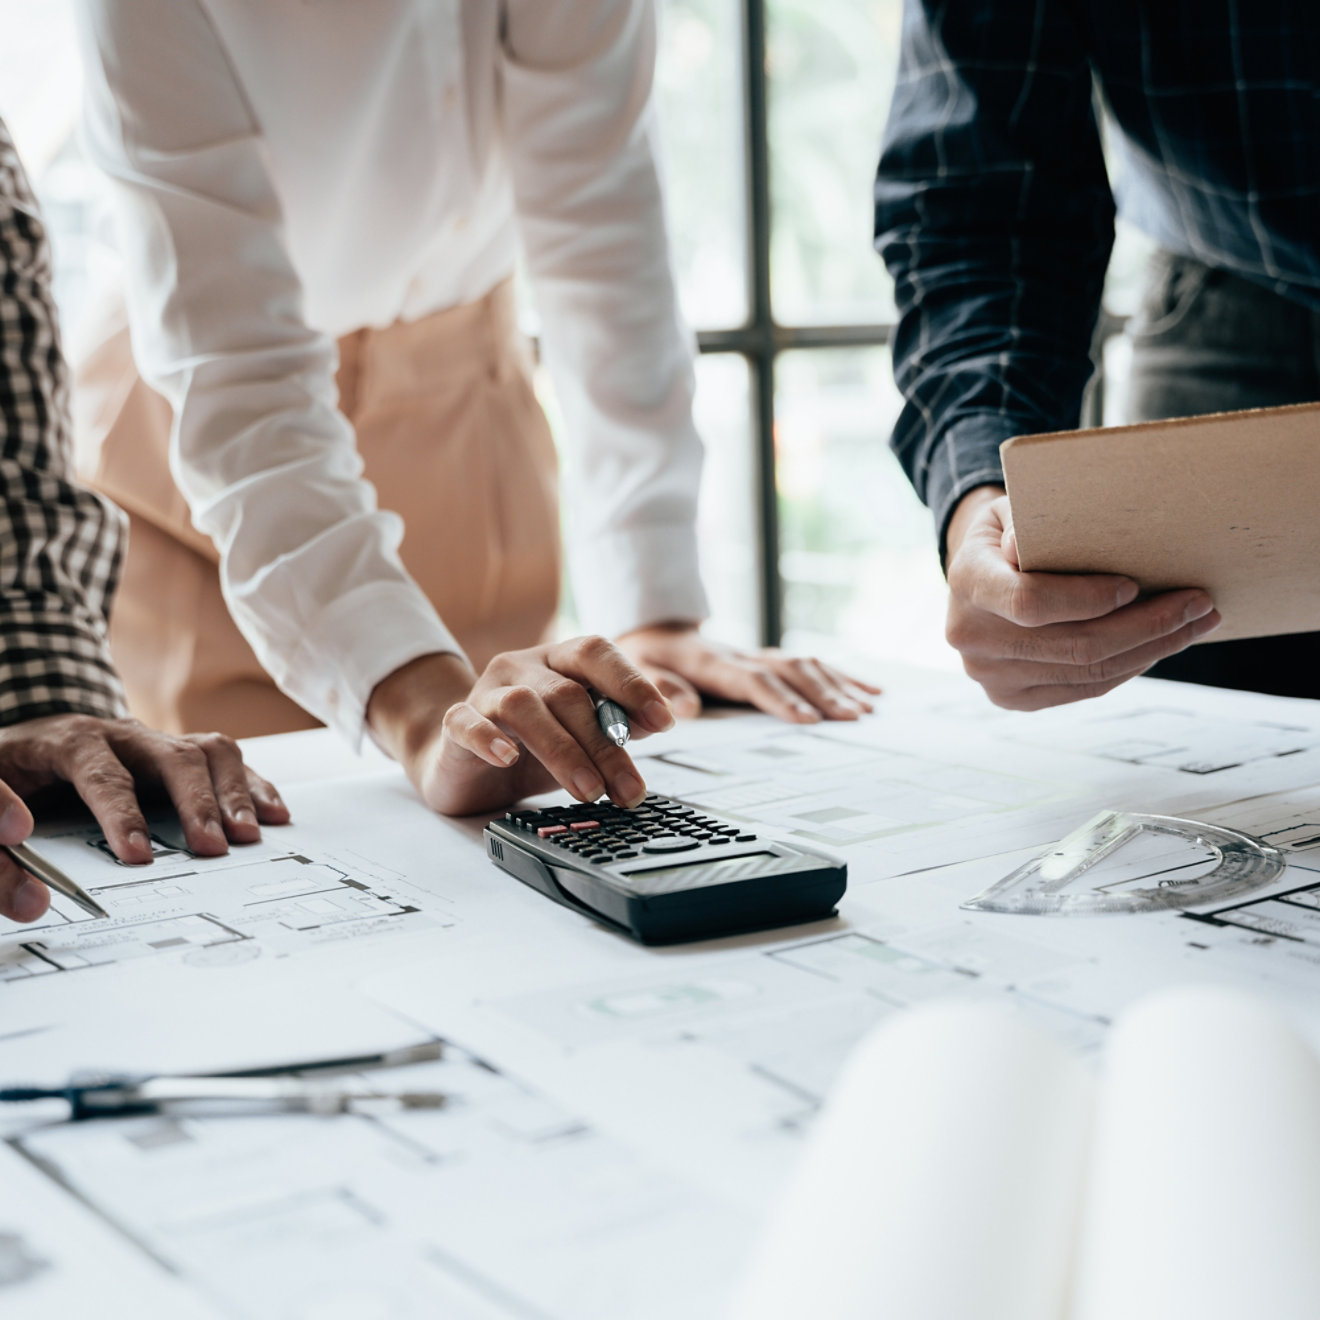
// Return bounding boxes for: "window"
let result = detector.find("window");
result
[655,0,952,665]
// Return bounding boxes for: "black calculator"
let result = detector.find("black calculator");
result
[484,793,846,945]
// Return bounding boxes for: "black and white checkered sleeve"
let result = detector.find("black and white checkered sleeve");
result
[0,120,127,724]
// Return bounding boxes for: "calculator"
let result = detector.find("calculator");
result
[484,793,846,945]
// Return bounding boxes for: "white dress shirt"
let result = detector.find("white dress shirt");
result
[73,0,709,743]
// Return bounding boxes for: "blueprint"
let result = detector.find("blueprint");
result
[15,1038,747,1320]
[9,673,1320,1315]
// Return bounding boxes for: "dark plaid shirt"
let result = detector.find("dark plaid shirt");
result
[874,1,1320,547]
[0,120,126,723]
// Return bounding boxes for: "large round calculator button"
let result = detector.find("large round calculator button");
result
[641,835,700,854]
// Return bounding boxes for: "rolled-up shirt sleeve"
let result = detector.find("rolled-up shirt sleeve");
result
[874,0,1116,554]
[0,121,127,725]
[73,0,460,743]
[502,0,710,638]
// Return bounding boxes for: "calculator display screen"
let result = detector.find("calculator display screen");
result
[618,852,780,894]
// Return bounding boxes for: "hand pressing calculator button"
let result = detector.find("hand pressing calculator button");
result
[484,792,846,944]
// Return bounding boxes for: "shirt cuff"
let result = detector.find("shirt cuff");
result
[925,416,1016,563]
[0,602,128,726]
[569,522,710,640]
[275,582,468,749]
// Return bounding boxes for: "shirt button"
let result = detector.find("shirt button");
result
[327,690,340,710]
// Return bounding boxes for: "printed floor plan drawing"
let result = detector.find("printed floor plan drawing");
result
[0,828,447,985]
[15,1037,748,1320]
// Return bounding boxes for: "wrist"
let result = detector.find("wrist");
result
[946,485,1007,561]
[366,651,478,764]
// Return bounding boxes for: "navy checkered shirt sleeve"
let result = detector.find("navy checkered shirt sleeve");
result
[0,121,127,724]
[874,0,1116,553]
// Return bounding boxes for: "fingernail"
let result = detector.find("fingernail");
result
[613,771,646,807]
[1194,610,1222,635]
[491,738,519,766]
[205,819,226,842]
[128,830,152,856]
[1116,581,1140,607]
[234,807,256,826]
[797,703,821,722]
[644,700,676,731]
[572,771,604,801]
[1183,594,1215,624]
[13,878,46,922]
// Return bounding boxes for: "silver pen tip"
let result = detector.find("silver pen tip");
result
[606,723,629,747]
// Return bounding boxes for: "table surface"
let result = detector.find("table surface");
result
[8,660,1320,1320]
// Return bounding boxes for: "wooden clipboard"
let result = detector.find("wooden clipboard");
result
[1002,401,1320,643]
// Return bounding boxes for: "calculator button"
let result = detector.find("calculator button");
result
[537,825,569,838]
[613,850,638,859]
[641,836,700,854]
[569,820,601,832]
[736,834,758,842]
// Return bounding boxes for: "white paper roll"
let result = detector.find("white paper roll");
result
[1070,985,1320,1320]
[727,1000,1093,1320]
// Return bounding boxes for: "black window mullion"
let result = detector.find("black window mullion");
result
[741,0,780,647]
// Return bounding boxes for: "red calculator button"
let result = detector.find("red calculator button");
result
[537,825,569,837]
[569,820,601,832]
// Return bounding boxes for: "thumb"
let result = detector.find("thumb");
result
[645,666,703,720]
[0,780,33,846]
[1000,520,1020,569]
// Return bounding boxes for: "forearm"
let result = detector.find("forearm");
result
[875,0,1114,554]
[505,0,710,636]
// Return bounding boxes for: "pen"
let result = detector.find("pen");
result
[1,842,109,920]
[594,696,630,748]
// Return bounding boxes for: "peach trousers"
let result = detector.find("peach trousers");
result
[73,280,561,738]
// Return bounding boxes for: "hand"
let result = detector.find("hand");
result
[0,778,44,923]
[366,639,676,817]
[944,487,1221,710]
[615,623,881,723]
[0,714,289,880]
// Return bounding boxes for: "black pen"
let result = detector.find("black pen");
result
[1,842,109,919]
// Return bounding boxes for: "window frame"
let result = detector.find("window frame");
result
[696,0,895,647]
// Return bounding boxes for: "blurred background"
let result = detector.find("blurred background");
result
[0,0,1150,672]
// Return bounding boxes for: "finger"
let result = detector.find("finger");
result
[956,533,1141,627]
[643,666,703,720]
[482,684,623,805]
[62,738,154,865]
[187,733,264,844]
[0,853,48,923]
[772,658,864,720]
[995,676,1136,712]
[1001,521,1020,569]
[736,666,822,724]
[538,675,648,807]
[961,589,1218,669]
[440,702,522,769]
[0,780,33,846]
[145,740,229,857]
[244,768,292,826]
[967,609,1223,699]
[817,662,883,699]
[546,636,674,734]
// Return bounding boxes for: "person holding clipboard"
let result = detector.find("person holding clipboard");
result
[874,2,1318,709]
